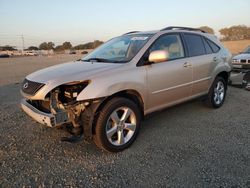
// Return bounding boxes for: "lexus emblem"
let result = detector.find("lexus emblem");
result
[23,82,28,89]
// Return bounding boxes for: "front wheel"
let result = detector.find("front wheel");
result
[206,76,227,108]
[93,97,141,152]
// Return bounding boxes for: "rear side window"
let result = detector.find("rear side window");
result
[206,39,220,53]
[203,38,213,54]
[184,34,206,57]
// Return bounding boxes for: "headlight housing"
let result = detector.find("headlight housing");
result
[60,81,90,103]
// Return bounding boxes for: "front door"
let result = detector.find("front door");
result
[145,34,193,113]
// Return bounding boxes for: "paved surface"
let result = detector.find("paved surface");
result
[0,56,249,187]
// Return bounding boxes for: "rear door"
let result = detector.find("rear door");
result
[183,33,215,95]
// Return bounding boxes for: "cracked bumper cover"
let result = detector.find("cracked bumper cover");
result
[20,99,69,127]
[21,97,104,140]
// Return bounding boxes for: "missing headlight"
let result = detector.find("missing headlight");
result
[59,81,89,103]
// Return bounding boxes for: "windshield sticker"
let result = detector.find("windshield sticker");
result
[131,37,148,41]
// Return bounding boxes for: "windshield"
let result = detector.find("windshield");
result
[242,46,250,53]
[82,34,153,63]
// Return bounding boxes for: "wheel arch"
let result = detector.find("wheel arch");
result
[216,71,230,89]
[91,89,144,134]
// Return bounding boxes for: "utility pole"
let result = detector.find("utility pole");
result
[21,34,25,54]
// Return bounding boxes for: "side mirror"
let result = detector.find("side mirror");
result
[148,50,169,63]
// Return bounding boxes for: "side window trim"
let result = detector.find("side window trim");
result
[204,37,221,53]
[180,32,189,57]
[202,36,213,54]
[137,32,186,67]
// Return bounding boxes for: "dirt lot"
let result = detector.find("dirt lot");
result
[222,40,250,54]
[0,55,82,86]
[0,55,249,187]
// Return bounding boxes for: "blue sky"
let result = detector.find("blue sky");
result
[0,0,249,48]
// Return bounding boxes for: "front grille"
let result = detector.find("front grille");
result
[248,60,250,63]
[28,100,50,113]
[240,59,247,63]
[22,78,45,95]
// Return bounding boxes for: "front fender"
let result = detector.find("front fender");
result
[76,80,147,103]
[76,64,146,102]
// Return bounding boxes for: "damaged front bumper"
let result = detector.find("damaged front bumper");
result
[20,82,105,141]
[20,98,69,127]
[20,95,104,141]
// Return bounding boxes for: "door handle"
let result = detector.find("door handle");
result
[213,57,218,62]
[183,62,192,67]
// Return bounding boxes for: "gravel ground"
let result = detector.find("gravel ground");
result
[0,56,249,187]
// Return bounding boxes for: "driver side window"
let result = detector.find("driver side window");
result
[150,34,185,60]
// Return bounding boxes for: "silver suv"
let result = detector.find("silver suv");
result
[21,26,232,152]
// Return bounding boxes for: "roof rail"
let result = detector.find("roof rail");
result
[161,26,206,33]
[123,31,140,35]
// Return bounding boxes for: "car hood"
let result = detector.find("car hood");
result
[233,53,250,60]
[27,61,122,84]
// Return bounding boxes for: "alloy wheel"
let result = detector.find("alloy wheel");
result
[105,107,137,146]
[214,81,225,105]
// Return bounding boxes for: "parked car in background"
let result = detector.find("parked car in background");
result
[0,53,10,58]
[25,51,38,56]
[229,45,250,87]
[81,51,88,54]
[232,46,250,69]
[20,26,231,152]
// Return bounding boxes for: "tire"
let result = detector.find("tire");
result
[243,71,250,88]
[245,84,250,91]
[205,76,227,108]
[93,97,141,152]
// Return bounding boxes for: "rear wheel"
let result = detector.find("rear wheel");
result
[206,76,227,108]
[245,84,250,91]
[93,97,141,152]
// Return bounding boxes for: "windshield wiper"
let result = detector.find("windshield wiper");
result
[82,58,117,63]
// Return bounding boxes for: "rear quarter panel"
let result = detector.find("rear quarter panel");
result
[205,34,232,85]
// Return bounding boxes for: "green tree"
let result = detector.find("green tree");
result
[47,42,55,50]
[62,41,72,49]
[27,46,39,51]
[92,40,104,48]
[198,26,215,34]
[73,40,104,50]
[39,42,49,50]
[39,42,55,50]
[0,45,17,51]
[54,45,64,51]
[219,25,250,41]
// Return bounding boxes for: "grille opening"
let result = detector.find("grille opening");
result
[28,100,51,113]
[22,79,45,95]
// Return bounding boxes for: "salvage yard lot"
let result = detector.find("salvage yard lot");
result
[0,55,249,187]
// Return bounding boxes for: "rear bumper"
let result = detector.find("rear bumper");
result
[21,99,56,127]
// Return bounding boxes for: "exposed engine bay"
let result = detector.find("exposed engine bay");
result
[25,82,103,142]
